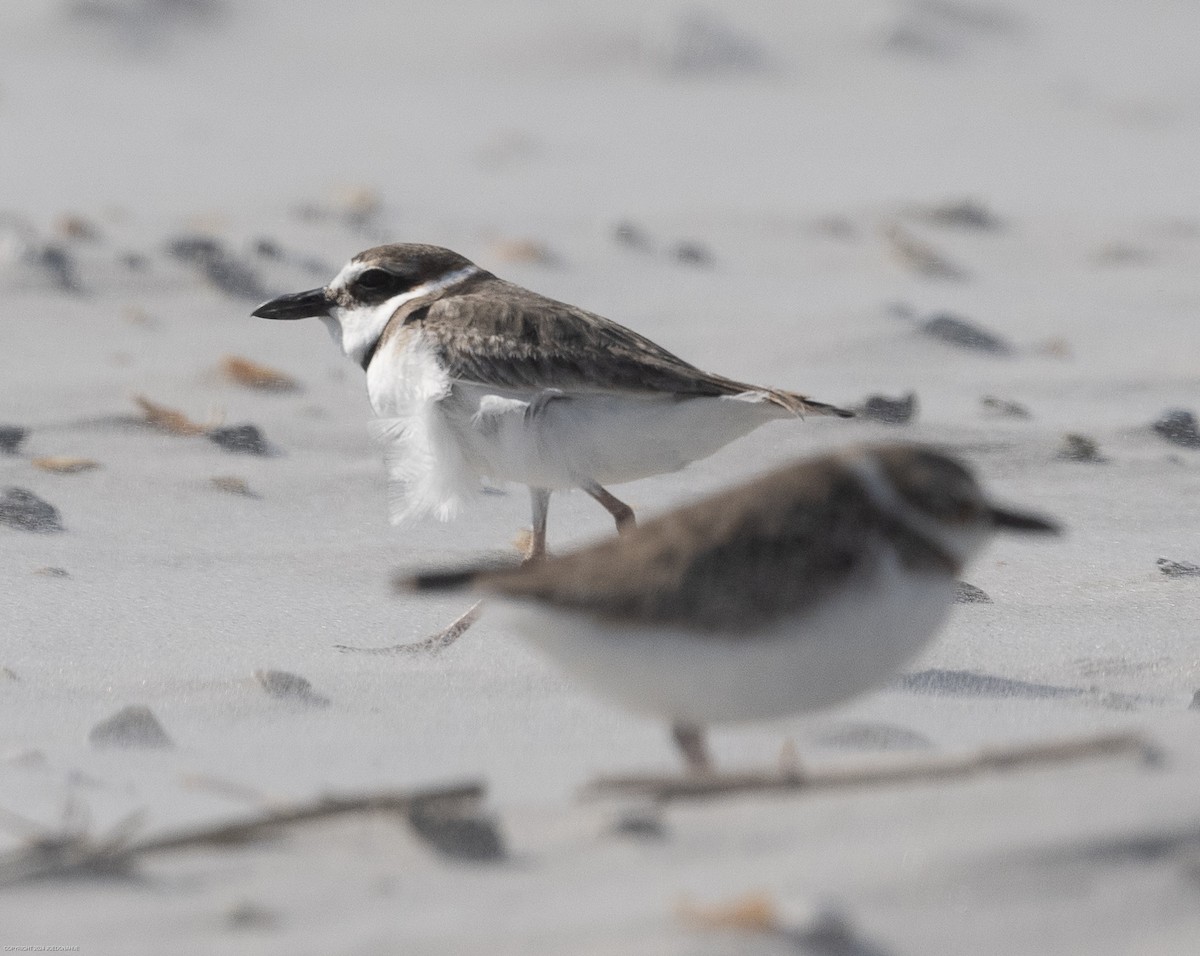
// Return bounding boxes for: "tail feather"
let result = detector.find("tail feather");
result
[767,389,856,418]
[394,558,519,595]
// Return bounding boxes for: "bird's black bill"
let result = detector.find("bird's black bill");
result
[251,288,331,320]
[990,507,1060,534]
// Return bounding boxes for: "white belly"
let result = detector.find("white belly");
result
[366,332,792,521]
[491,554,955,725]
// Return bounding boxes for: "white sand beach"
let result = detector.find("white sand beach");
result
[2,1,1199,952]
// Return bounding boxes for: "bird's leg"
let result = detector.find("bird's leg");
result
[582,481,636,533]
[671,722,712,774]
[524,487,550,561]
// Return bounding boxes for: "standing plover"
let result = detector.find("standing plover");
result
[254,243,851,643]
[398,444,1059,771]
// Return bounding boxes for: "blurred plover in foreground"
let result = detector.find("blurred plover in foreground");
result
[398,444,1058,771]
[254,243,852,645]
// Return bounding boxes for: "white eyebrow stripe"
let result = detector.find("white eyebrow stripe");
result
[842,452,960,558]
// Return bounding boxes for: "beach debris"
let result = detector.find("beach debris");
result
[1057,433,1106,463]
[857,392,917,424]
[1034,336,1073,359]
[55,214,102,243]
[883,222,968,280]
[585,729,1150,802]
[335,602,483,656]
[33,567,70,578]
[678,892,864,951]
[981,395,1031,418]
[666,9,773,76]
[489,238,559,267]
[916,197,1001,231]
[1,667,19,683]
[166,234,268,300]
[954,581,992,604]
[88,705,174,750]
[133,394,211,435]
[226,901,279,930]
[407,798,506,862]
[32,244,82,294]
[919,312,1013,354]
[207,424,271,456]
[210,476,257,497]
[1157,558,1200,578]
[119,252,149,272]
[613,220,652,251]
[253,237,283,260]
[811,215,857,241]
[1191,691,1200,711]
[609,806,667,840]
[5,750,46,770]
[0,426,27,454]
[872,0,1023,59]
[253,670,331,709]
[0,488,64,533]
[1152,409,1200,449]
[673,241,713,267]
[0,780,491,886]
[31,457,100,474]
[812,721,932,751]
[220,355,300,392]
[1091,242,1155,267]
[678,892,779,933]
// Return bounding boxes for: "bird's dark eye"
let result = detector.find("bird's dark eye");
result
[355,268,392,293]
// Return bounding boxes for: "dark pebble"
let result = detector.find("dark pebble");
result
[954,581,993,604]
[610,808,667,840]
[0,426,27,454]
[166,235,269,300]
[207,424,270,455]
[673,241,713,267]
[1058,433,1106,462]
[613,220,652,250]
[35,244,82,294]
[859,392,917,424]
[119,251,149,272]
[1152,409,1200,449]
[89,705,173,749]
[923,198,1001,231]
[920,312,1013,355]
[253,669,330,708]
[1191,691,1200,711]
[981,395,1031,418]
[0,487,63,533]
[1157,558,1200,577]
[253,238,284,260]
[406,801,506,862]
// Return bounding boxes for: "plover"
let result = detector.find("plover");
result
[254,244,851,642]
[397,444,1059,771]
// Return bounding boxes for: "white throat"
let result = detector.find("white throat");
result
[324,264,479,367]
[844,454,988,569]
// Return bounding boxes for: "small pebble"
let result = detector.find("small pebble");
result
[208,425,270,455]
[210,476,258,497]
[253,238,283,260]
[858,392,917,424]
[919,197,1001,231]
[5,749,46,769]
[1,666,19,682]
[0,487,64,533]
[1157,558,1200,578]
[89,705,174,749]
[406,801,506,862]
[34,244,82,293]
[981,395,1031,418]
[55,214,102,242]
[33,566,70,578]
[1152,409,1200,449]
[220,355,300,392]
[1057,433,1106,463]
[613,221,652,250]
[226,901,279,930]
[920,312,1013,355]
[166,235,268,300]
[32,456,100,474]
[610,807,667,840]
[1191,691,1200,711]
[883,223,968,281]
[490,238,559,266]
[0,426,27,454]
[254,669,331,708]
[954,582,993,604]
[673,241,713,267]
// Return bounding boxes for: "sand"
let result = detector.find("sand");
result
[2,1,1200,952]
